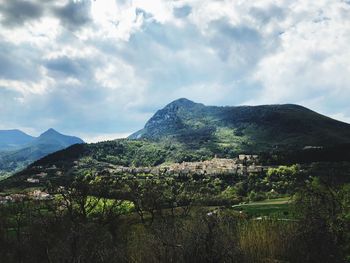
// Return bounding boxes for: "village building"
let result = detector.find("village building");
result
[238,154,259,161]
[55,171,63,176]
[36,172,48,177]
[44,165,58,172]
[5,194,26,202]
[0,196,7,205]
[27,178,40,183]
[31,190,52,200]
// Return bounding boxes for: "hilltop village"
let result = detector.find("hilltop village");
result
[3,154,270,206]
[1,154,272,205]
[159,154,264,176]
[24,154,268,185]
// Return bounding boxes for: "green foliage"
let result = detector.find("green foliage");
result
[248,191,266,202]
[233,198,291,218]
[2,171,350,262]
[293,178,350,262]
[266,165,301,194]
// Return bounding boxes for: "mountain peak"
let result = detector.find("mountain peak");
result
[40,128,60,137]
[36,128,84,146]
[166,98,198,108]
[129,99,198,139]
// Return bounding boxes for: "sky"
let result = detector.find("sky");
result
[0,0,350,142]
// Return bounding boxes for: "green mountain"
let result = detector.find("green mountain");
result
[0,129,35,151]
[0,129,84,174]
[129,98,350,153]
[3,98,350,187]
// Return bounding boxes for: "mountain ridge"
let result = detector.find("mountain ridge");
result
[0,129,35,151]
[129,99,350,152]
[35,128,84,147]
[0,128,84,174]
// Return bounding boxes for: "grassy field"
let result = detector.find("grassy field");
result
[232,197,293,218]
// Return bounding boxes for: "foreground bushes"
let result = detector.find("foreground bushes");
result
[0,204,282,263]
[0,175,349,263]
[0,202,346,263]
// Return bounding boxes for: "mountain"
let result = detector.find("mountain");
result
[3,98,350,188]
[34,128,84,149]
[0,129,84,174]
[0,130,35,151]
[129,98,350,152]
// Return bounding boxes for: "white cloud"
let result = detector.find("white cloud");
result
[94,59,146,91]
[80,132,131,143]
[88,0,144,41]
[0,76,53,95]
[133,0,174,23]
[251,0,350,105]
[0,17,61,47]
[0,0,350,139]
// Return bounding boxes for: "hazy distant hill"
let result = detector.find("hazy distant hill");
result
[0,130,35,151]
[32,128,84,149]
[129,98,350,152]
[0,128,84,174]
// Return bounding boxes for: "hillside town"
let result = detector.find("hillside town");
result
[0,190,52,205]
[159,154,264,176]
[23,154,268,186]
[72,154,267,177]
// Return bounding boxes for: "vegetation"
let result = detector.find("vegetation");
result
[232,197,292,218]
[1,172,350,262]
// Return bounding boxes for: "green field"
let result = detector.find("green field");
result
[232,197,293,218]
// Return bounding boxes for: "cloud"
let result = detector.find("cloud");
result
[53,0,92,30]
[87,0,145,41]
[0,0,44,27]
[250,1,350,111]
[0,0,350,141]
[45,56,93,78]
[173,5,192,18]
[0,42,42,81]
[80,132,131,143]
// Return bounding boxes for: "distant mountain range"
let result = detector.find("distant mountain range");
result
[0,130,35,151]
[0,129,84,174]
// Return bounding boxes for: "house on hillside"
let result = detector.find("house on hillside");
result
[238,154,259,163]
[0,196,7,205]
[6,194,26,202]
[36,172,47,178]
[31,190,52,200]
[27,178,40,183]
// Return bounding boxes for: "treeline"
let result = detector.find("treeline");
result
[261,143,350,165]
[27,139,211,170]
